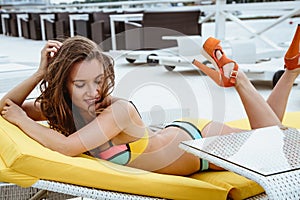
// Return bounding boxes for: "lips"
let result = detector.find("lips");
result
[85,97,101,106]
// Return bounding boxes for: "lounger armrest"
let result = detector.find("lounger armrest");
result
[124,21,142,29]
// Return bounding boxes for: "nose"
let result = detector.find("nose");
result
[86,83,100,97]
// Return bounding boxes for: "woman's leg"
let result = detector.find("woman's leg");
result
[267,24,300,121]
[193,37,282,130]
[267,69,299,121]
[234,70,282,129]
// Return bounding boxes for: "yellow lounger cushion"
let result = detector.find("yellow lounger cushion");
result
[0,116,227,200]
[282,111,300,129]
[0,155,38,187]
[191,171,264,200]
[226,111,300,130]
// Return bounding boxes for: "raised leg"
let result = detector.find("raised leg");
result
[234,71,282,129]
[267,69,299,121]
[193,37,282,130]
[267,24,300,121]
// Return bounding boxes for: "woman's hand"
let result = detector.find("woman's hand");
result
[1,99,28,126]
[38,40,62,75]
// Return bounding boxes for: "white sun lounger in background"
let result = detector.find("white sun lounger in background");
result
[125,34,290,87]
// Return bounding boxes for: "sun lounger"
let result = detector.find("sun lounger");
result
[1,112,299,199]
[128,35,292,88]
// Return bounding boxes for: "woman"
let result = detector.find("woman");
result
[0,24,299,176]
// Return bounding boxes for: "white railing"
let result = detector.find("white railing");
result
[199,0,300,58]
[2,0,204,12]
[200,1,300,39]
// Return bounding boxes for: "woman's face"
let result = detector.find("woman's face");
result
[67,58,104,115]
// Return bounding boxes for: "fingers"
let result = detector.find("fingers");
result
[1,99,15,109]
[42,40,63,58]
[4,98,13,106]
[1,99,12,116]
[1,99,22,119]
[47,40,63,57]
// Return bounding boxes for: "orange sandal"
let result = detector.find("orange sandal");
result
[192,37,238,87]
[284,24,300,71]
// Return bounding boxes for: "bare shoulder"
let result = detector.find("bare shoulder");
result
[110,99,143,124]
[110,99,137,115]
[96,98,144,131]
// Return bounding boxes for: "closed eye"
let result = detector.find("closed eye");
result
[73,81,85,88]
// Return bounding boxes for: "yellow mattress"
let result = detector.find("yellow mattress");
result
[1,112,298,199]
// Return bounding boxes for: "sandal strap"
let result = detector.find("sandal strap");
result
[229,63,239,84]
[217,53,239,85]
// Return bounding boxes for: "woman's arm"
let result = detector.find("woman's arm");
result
[75,100,147,151]
[1,99,145,156]
[0,40,62,113]
[0,71,43,111]
[1,99,81,156]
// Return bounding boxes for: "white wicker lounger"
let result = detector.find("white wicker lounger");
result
[1,180,268,200]
[33,180,271,200]
[0,181,161,200]
[32,180,162,200]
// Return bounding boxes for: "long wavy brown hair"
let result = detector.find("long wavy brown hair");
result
[36,36,115,136]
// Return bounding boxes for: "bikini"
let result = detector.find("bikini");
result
[165,120,210,171]
[88,131,149,166]
[88,101,209,171]
[88,101,149,165]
